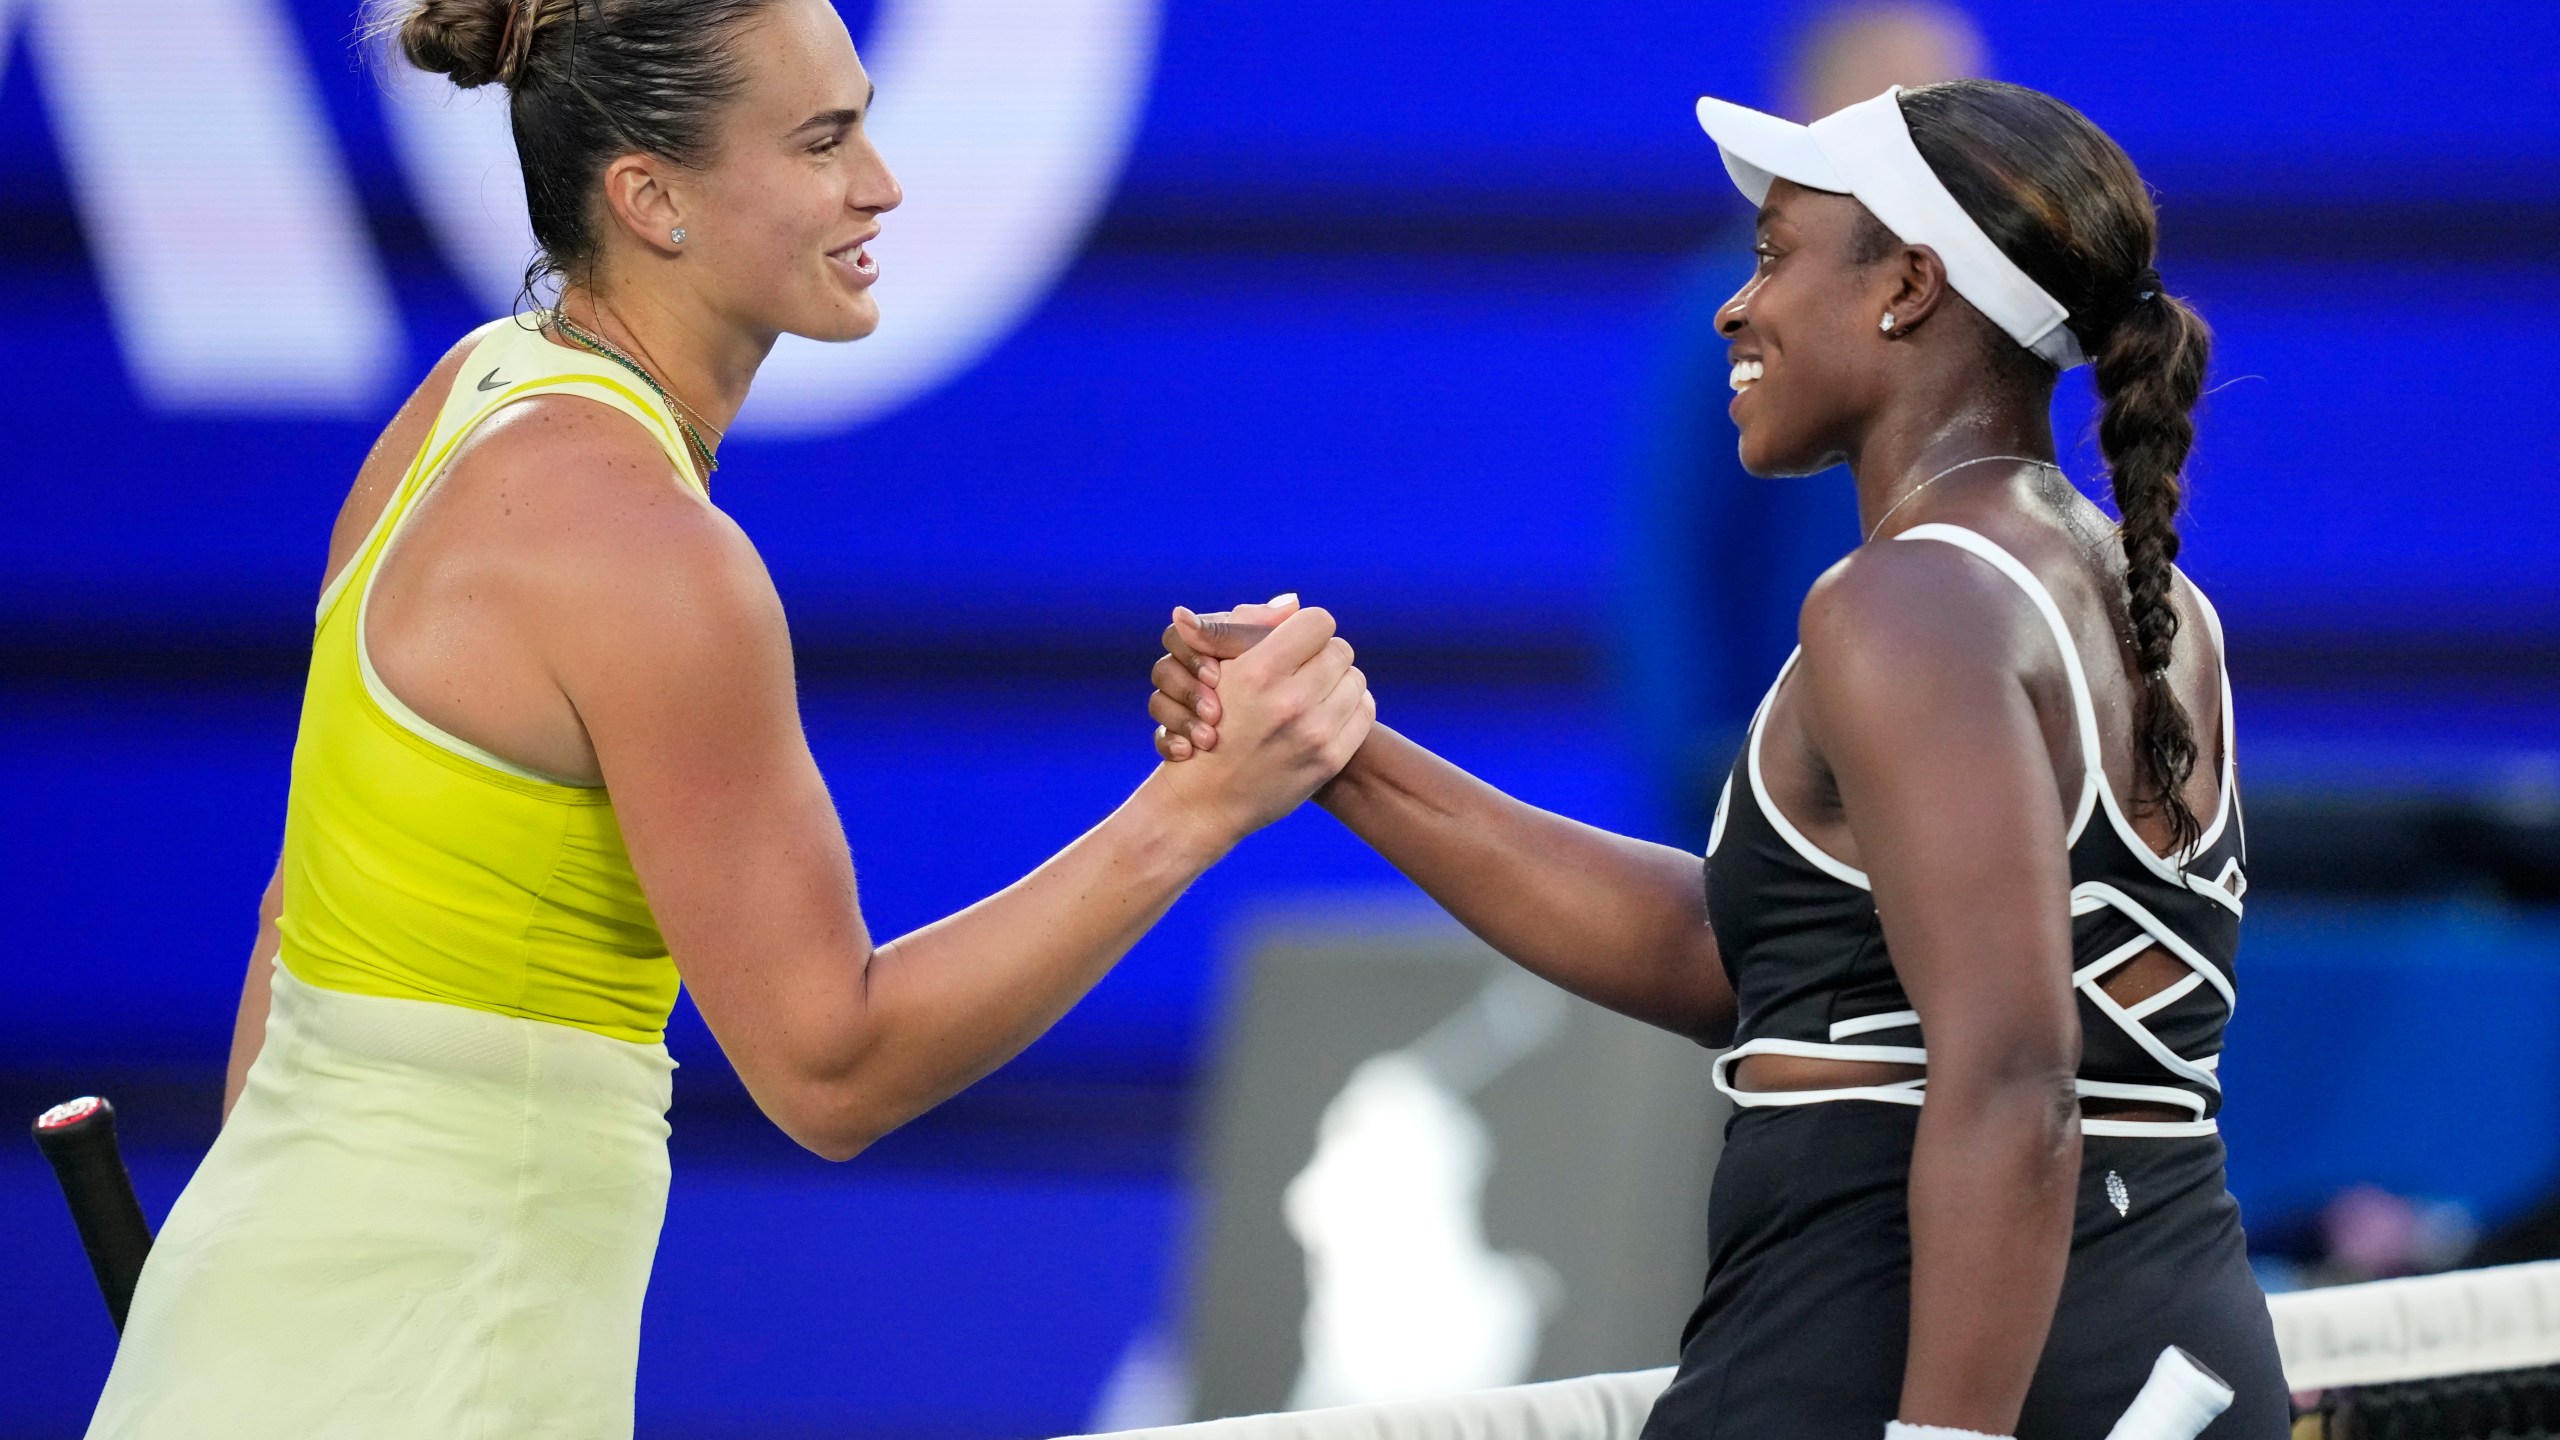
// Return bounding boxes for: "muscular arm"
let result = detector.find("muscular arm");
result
[1156,614,1730,1042]
[1797,546,2082,1435]
[523,422,1366,1160]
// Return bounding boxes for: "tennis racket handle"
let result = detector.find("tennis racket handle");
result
[32,1096,156,1332]
[2104,1346,2234,1440]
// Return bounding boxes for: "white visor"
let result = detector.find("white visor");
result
[1695,86,2086,369]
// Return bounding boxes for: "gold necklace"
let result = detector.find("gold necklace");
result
[1864,454,2057,542]
[547,311,723,476]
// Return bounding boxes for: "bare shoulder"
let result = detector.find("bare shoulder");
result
[1798,536,2040,688]
[440,396,786,668]
[1790,537,2071,781]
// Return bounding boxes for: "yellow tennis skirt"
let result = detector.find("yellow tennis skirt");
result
[87,962,676,1439]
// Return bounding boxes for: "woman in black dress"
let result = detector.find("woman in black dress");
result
[1147,79,2287,1439]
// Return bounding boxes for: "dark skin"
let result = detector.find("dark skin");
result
[1148,178,2230,1433]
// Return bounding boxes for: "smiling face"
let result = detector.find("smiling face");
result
[677,0,901,342]
[1716,180,1903,477]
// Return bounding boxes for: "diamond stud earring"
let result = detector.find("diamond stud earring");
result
[671,227,687,244]
[1879,313,1897,332]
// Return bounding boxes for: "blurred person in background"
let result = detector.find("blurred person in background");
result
[1151,75,2287,1439]
[83,2,1369,1436]
[1619,1,1987,843]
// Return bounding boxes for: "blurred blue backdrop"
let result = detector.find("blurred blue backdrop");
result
[3,1,2557,1435]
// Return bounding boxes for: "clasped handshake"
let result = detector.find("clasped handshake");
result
[1142,594,1374,838]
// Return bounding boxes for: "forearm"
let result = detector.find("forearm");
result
[776,768,1231,1156]
[222,863,285,1123]
[1317,724,1731,1040]
[1900,1074,2080,1432]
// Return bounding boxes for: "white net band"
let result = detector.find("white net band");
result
[2268,1258,2560,1391]
[1079,1261,2560,1439]
[1066,1367,1673,1440]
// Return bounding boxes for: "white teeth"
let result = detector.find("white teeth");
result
[1728,359,1765,391]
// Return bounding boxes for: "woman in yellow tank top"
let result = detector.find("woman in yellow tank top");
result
[85,3,1374,1436]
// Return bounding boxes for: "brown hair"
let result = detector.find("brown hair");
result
[1898,79,2215,853]
[373,0,778,299]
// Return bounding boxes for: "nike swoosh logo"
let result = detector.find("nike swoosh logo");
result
[476,367,507,392]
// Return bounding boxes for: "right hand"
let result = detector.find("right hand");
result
[1153,602,1373,839]
[1149,596,1299,762]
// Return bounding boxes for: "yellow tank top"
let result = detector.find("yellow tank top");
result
[274,316,705,1044]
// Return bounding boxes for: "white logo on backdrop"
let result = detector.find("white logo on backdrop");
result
[6,0,1158,427]
[0,0,399,413]
[384,0,1158,434]
[1283,971,1567,1409]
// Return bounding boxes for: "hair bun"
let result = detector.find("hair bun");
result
[386,0,530,90]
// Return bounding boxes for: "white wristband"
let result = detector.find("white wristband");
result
[1885,1424,2012,1440]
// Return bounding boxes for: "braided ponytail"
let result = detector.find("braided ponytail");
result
[2094,289,2213,853]
[1898,79,2217,852]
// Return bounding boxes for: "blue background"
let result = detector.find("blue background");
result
[5,2,2559,1435]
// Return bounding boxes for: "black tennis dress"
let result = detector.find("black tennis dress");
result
[1640,523,2288,1440]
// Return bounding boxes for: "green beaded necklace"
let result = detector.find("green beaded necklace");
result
[547,310,722,478]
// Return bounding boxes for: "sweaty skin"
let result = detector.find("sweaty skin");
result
[1146,179,2229,1435]
[225,0,1376,1160]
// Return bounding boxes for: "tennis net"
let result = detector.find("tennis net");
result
[1075,1260,2560,1440]
[2277,1259,2560,1438]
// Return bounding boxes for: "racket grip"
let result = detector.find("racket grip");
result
[32,1097,156,1332]
[2103,1346,2234,1440]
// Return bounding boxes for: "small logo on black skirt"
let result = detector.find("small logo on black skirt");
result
[2106,1170,2131,1217]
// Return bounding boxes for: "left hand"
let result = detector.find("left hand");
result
[1151,595,1299,761]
